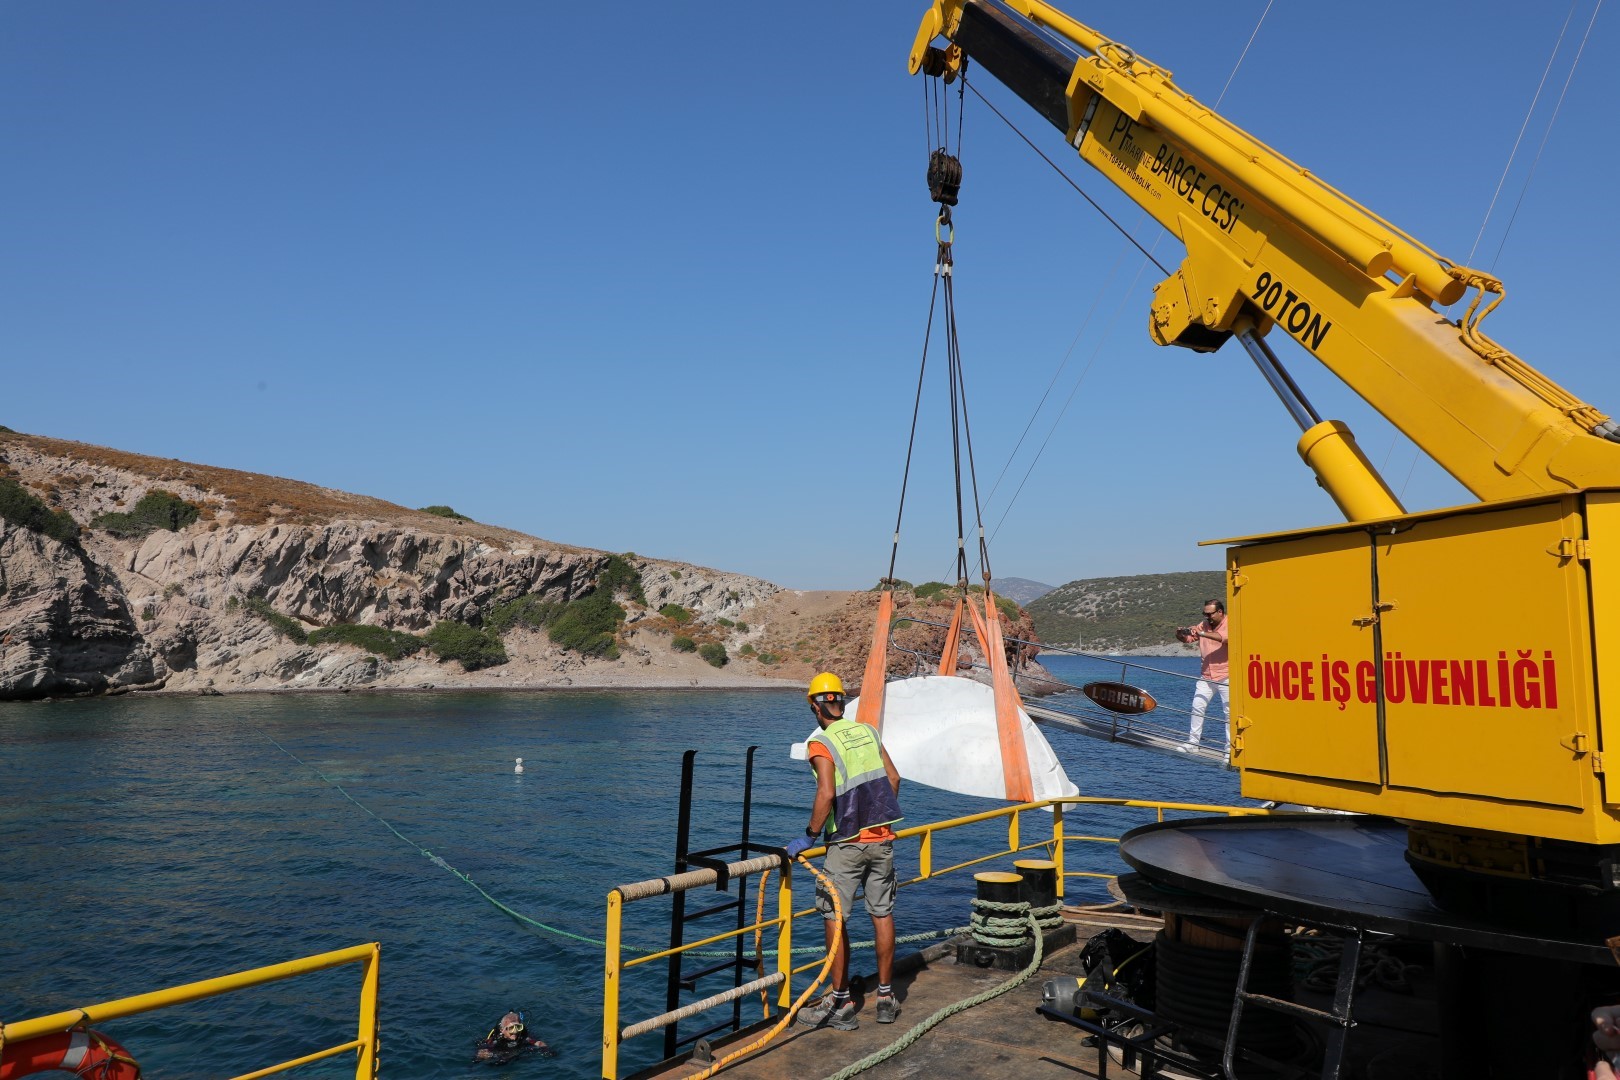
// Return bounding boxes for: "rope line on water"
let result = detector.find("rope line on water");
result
[259,730,610,948]
[265,734,1061,1080]
[260,731,968,957]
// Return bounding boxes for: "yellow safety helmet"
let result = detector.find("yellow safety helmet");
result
[807,672,845,700]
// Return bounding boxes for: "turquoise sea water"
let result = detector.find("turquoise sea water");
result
[0,655,1240,1079]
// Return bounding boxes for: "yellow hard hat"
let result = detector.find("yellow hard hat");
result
[807,672,845,700]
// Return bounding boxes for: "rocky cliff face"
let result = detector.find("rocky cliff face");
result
[1,432,1062,701]
[118,523,602,633]
[0,524,160,697]
[0,433,780,700]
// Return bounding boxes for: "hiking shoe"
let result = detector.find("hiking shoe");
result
[797,995,859,1030]
[875,994,899,1024]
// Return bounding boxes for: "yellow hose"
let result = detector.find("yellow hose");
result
[753,870,771,1019]
[687,854,844,1079]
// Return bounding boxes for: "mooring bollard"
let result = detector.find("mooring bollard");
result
[970,871,1029,949]
[975,871,1024,906]
[959,867,1077,970]
[1014,859,1057,912]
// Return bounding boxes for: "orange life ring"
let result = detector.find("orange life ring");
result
[0,1029,140,1079]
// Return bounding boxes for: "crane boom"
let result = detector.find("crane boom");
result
[910,0,1620,506]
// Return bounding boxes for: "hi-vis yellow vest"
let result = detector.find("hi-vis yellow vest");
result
[808,718,903,843]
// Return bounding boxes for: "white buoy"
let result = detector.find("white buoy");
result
[514,757,524,773]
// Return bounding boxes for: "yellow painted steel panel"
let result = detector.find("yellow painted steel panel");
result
[1230,530,1380,785]
[1376,500,1589,807]
[1586,493,1620,809]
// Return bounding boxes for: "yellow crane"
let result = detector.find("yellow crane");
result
[910,0,1620,914]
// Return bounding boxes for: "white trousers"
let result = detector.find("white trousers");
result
[1189,679,1230,746]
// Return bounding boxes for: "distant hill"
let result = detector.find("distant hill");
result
[1027,571,1225,652]
[990,577,1057,605]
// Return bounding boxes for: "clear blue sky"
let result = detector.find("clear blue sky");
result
[5,2,1615,590]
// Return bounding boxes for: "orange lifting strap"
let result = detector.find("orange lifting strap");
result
[854,589,896,732]
[888,589,1034,802]
[980,587,1035,803]
[937,598,965,676]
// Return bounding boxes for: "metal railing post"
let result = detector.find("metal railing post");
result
[355,945,380,1080]
[775,860,794,1008]
[1052,802,1066,900]
[664,751,698,1062]
[603,890,624,1079]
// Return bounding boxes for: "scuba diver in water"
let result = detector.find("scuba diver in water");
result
[473,1010,553,1065]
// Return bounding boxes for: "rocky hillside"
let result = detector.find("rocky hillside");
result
[0,432,781,699]
[0,431,1052,700]
[746,585,1046,693]
[1027,570,1225,652]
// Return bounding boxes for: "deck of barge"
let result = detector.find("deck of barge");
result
[628,904,1440,1080]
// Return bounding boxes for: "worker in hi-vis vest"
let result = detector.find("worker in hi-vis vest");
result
[786,672,904,1030]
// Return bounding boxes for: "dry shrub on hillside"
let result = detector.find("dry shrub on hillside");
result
[0,432,580,551]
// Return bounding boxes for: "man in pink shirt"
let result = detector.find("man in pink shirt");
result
[1176,599,1230,752]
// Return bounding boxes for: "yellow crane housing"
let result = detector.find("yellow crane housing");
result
[909,0,1620,896]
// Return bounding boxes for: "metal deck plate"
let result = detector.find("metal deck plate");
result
[1117,813,1612,965]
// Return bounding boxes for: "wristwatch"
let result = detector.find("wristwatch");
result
[805,826,819,838]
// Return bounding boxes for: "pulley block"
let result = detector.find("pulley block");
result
[928,148,964,206]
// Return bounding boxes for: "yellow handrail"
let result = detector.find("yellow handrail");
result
[600,794,1264,1079]
[0,943,381,1080]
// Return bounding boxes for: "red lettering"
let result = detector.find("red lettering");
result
[1356,661,1377,703]
[1449,660,1474,706]
[1331,660,1351,710]
[1406,659,1429,704]
[1475,660,1494,706]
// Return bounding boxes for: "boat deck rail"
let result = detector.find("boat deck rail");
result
[601,795,1268,1079]
[0,942,381,1080]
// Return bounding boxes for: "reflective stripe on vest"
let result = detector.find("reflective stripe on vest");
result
[808,718,903,843]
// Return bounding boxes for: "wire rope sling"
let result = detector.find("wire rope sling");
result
[851,52,1034,805]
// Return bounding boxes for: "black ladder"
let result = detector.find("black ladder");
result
[662,747,763,1062]
[1223,916,1370,1080]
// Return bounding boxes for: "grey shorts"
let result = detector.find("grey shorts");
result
[815,840,896,921]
